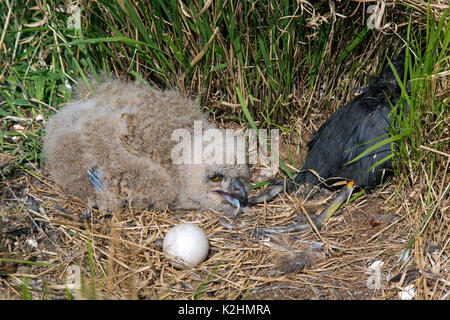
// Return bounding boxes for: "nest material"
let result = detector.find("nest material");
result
[1,168,448,300]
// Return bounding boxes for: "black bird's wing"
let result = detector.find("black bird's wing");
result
[249,51,408,205]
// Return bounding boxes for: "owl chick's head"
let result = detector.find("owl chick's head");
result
[203,164,250,216]
[171,124,251,215]
[177,162,250,217]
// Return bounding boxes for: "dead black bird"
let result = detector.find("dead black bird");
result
[250,50,410,205]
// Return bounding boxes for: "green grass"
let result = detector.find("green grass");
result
[193,262,221,300]
[2,1,444,172]
[390,6,449,260]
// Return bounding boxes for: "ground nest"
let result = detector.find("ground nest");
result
[1,162,448,300]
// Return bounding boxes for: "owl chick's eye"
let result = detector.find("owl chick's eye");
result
[209,174,223,182]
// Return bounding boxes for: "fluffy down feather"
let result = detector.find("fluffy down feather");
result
[44,79,250,215]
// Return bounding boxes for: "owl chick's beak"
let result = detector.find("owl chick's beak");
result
[213,177,248,214]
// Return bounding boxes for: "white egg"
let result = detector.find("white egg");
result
[163,223,209,269]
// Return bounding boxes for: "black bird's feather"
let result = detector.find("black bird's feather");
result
[250,50,410,205]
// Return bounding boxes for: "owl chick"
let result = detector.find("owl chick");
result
[43,79,250,216]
